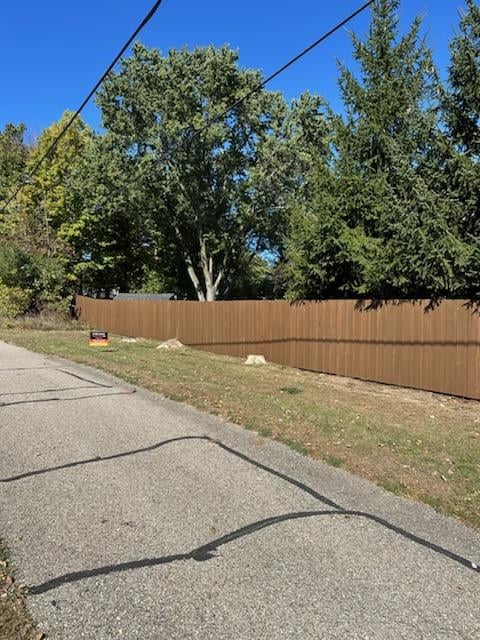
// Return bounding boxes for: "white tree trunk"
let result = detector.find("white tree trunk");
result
[178,223,226,302]
[205,284,216,301]
[185,256,206,301]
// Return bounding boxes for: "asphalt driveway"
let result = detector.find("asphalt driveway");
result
[0,341,479,639]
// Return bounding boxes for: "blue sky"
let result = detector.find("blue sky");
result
[0,0,471,140]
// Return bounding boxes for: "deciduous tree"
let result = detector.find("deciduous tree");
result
[97,44,323,300]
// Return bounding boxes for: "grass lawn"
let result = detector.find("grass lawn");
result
[1,328,480,532]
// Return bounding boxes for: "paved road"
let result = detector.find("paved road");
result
[0,341,479,639]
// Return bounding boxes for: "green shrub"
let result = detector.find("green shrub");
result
[33,254,70,311]
[0,284,32,318]
[0,246,37,290]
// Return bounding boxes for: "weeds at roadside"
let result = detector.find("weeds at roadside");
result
[0,539,39,640]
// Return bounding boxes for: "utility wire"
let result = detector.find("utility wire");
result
[191,0,375,141]
[148,0,375,177]
[1,0,164,213]
[151,0,375,169]
[2,0,374,212]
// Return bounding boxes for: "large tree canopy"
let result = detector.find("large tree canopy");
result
[96,44,326,300]
[67,134,185,295]
[17,111,92,252]
[0,114,93,312]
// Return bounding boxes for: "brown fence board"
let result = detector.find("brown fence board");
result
[75,296,480,400]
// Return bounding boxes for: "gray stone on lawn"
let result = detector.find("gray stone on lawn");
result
[157,338,185,351]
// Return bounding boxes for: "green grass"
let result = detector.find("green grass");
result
[279,386,303,395]
[380,479,408,497]
[1,328,479,529]
[258,427,273,438]
[282,438,310,456]
[324,455,345,468]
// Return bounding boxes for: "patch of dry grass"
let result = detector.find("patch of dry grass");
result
[1,311,81,332]
[2,329,479,529]
[0,540,40,640]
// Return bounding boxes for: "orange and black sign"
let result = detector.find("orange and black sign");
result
[89,330,109,347]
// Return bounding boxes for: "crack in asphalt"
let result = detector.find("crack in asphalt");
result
[7,435,476,596]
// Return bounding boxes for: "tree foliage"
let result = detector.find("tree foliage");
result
[0,123,28,239]
[0,114,91,313]
[443,0,480,296]
[446,0,480,155]
[286,0,472,300]
[95,44,325,300]
[0,123,27,202]
[67,134,183,295]
[17,111,92,251]
[1,1,479,308]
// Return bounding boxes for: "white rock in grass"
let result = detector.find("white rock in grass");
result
[245,354,267,365]
[157,338,184,351]
[121,337,138,343]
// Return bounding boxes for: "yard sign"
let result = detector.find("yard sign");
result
[89,330,109,347]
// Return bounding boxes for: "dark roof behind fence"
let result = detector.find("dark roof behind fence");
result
[113,293,177,301]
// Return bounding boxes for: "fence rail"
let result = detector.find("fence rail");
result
[75,296,480,400]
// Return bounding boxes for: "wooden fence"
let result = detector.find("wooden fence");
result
[75,296,480,400]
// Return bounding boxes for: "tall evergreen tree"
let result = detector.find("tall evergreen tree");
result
[337,0,470,298]
[444,0,480,295]
[286,0,469,300]
[446,0,480,156]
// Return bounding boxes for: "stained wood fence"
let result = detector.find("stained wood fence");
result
[75,296,480,400]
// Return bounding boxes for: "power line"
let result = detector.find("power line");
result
[1,0,164,213]
[191,0,375,142]
[149,0,375,169]
[3,0,375,212]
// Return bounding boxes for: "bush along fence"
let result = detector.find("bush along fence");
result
[75,296,480,400]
